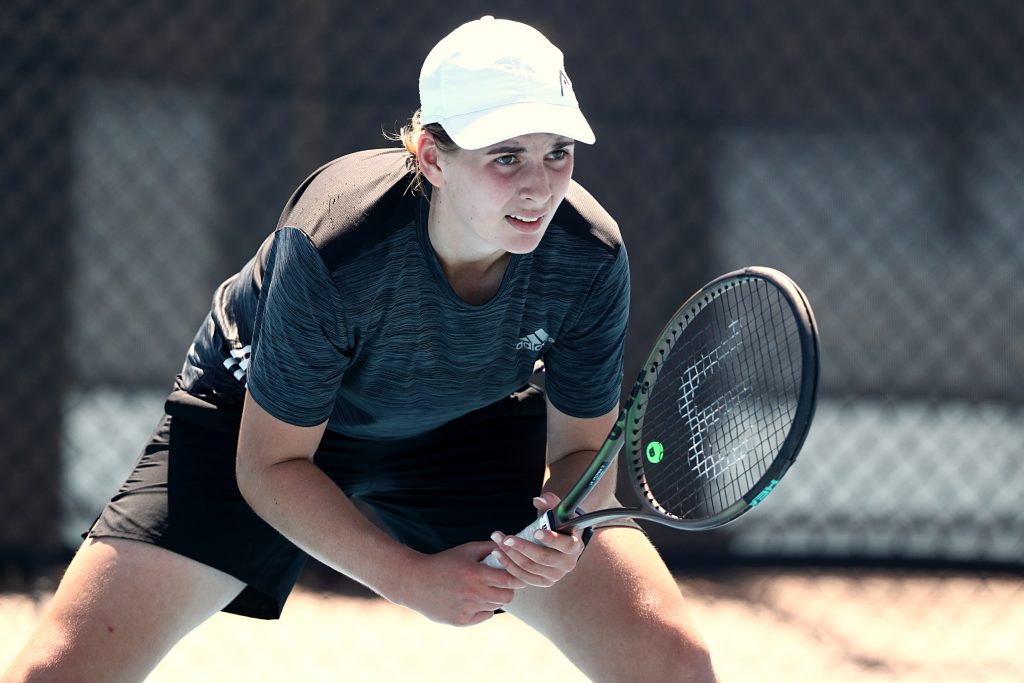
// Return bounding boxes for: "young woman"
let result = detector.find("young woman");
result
[4,17,718,683]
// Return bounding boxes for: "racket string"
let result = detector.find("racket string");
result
[638,279,803,521]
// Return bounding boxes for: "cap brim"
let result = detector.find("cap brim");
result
[436,102,596,150]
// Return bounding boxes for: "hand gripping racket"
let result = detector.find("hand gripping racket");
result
[483,266,819,567]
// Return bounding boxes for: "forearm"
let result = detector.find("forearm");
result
[542,450,618,512]
[237,457,415,601]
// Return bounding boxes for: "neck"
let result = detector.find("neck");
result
[426,198,511,305]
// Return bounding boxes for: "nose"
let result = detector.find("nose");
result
[519,162,554,205]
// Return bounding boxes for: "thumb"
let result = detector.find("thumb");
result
[463,540,502,562]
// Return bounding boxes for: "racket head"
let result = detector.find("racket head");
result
[625,266,819,530]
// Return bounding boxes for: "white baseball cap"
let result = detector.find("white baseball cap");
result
[419,16,596,150]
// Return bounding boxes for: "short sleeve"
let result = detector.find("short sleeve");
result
[246,227,349,426]
[544,245,630,417]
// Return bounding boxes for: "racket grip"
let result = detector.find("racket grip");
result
[480,510,556,569]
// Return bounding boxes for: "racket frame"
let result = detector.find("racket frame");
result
[550,266,819,532]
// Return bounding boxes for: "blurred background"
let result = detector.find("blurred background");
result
[2,1,1021,681]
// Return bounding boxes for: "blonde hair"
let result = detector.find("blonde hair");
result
[387,110,459,195]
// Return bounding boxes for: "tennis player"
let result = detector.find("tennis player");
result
[4,17,717,683]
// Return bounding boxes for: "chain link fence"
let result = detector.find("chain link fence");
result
[2,1,1022,681]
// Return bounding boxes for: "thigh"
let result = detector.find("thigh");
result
[506,527,719,683]
[4,537,244,683]
[89,412,309,619]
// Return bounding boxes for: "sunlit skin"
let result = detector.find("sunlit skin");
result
[418,132,575,298]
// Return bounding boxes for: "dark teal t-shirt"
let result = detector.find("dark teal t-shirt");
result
[179,148,629,439]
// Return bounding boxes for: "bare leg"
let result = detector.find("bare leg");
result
[506,527,719,683]
[3,537,245,683]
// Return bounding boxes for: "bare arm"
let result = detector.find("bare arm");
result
[541,399,619,508]
[235,391,525,625]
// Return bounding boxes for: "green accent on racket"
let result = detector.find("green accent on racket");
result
[646,441,665,464]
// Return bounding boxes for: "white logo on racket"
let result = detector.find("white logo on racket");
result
[677,320,752,480]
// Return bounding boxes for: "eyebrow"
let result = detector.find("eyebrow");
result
[485,138,575,155]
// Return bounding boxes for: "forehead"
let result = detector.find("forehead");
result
[481,133,575,153]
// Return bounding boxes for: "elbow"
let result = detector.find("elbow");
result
[234,453,261,507]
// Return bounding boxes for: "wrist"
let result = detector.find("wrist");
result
[371,545,427,607]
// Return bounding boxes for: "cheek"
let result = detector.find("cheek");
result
[445,171,493,220]
[550,165,574,204]
[471,171,518,212]
[558,168,573,195]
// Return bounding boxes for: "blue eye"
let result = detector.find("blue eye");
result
[547,149,570,161]
[495,154,518,166]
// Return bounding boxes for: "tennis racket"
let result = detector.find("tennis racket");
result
[483,266,818,567]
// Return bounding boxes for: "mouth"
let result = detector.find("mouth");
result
[505,213,546,233]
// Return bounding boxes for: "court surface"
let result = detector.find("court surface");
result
[2,568,1020,682]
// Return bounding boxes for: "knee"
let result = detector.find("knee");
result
[666,644,718,683]
[679,644,718,683]
[2,645,62,683]
[2,615,87,683]
[654,620,719,683]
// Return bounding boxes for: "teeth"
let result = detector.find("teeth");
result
[510,215,540,222]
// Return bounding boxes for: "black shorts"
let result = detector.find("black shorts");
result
[87,383,547,619]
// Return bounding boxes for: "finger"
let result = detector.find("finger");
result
[478,585,518,606]
[483,551,533,585]
[462,610,496,627]
[505,524,585,561]
[492,549,552,586]
[497,538,575,585]
[489,530,507,548]
[502,536,571,569]
[467,540,505,562]
[480,554,528,589]
[532,493,561,511]
[530,528,584,557]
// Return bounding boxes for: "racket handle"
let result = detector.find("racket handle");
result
[480,510,556,569]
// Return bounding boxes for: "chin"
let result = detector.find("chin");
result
[503,232,547,255]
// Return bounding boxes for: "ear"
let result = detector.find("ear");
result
[417,130,446,187]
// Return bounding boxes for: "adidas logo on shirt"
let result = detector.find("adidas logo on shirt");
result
[516,328,553,352]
